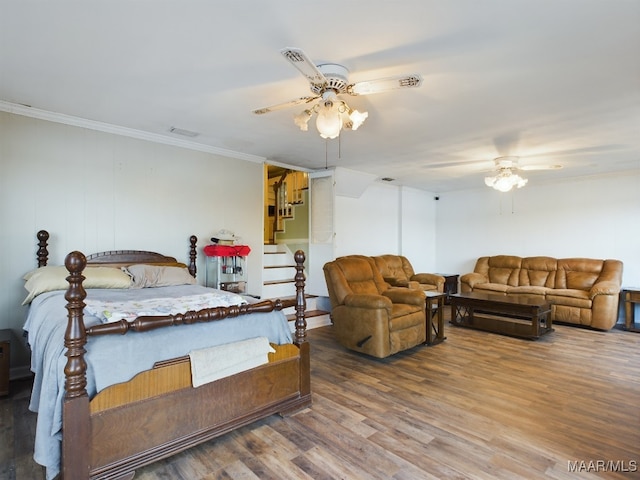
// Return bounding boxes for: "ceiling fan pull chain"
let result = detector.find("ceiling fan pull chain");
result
[325,139,328,170]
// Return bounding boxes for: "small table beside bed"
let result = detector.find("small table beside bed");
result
[23,230,311,480]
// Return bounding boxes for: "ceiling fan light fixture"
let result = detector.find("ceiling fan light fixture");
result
[315,99,343,139]
[485,168,528,192]
[294,109,312,131]
[294,90,367,138]
[348,109,368,130]
[257,48,422,139]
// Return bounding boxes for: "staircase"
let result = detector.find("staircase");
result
[263,243,331,331]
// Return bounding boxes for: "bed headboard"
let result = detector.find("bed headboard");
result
[36,230,198,277]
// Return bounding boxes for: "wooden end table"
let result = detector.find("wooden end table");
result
[433,273,459,304]
[424,291,447,346]
[622,287,640,333]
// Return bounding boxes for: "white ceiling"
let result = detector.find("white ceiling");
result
[1,0,639,192]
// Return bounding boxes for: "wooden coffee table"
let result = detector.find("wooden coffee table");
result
[450,292,553,340]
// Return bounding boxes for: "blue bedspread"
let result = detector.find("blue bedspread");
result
[23,285,292,480]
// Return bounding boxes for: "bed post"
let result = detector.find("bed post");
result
[293,250,307,344]
[37,230,49,267]
[293,250,311,399]
[63,251,91,479]
[188,235,198,278]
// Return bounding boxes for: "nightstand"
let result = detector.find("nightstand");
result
[0,329,10,396]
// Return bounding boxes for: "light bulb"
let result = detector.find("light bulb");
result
[294,110,312,131]
[349,109,368,130]
[316,102,342,139]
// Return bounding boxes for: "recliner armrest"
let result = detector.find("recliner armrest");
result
[384,276,409,287]
[383,287,425,306]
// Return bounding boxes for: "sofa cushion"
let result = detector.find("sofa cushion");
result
[556,258,604,290]
[553,304,592,326]
[390,305,424,328]
[547,289,592,309]
[519,257,557,287]
[473,283,510,294]
[506,286,551,296]
[373,255,413,284]
[477,255,522,286]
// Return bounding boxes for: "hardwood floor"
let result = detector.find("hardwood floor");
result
[2,317,639,479]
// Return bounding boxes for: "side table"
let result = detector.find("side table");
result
[434,273,459,304]
[622,288,640,333]
[424,292,447,346]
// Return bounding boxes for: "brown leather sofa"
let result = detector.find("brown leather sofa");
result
[460,255,623,330]
[372,255,445,293]
[323,255,426,358]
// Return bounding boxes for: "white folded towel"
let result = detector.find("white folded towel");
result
[189,336,276,387]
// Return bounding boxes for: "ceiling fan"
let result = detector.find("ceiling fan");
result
[483,156,562,192]
[252,47,423,139]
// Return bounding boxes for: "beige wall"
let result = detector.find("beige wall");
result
[0,111,264,372]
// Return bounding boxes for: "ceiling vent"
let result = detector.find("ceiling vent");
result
[169,127,199,137]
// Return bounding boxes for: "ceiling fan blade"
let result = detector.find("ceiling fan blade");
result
[519,164,563,171]
[280,47,327,85]
[348,74,423,95]
[424,159,491,169]
[252,96,319,115]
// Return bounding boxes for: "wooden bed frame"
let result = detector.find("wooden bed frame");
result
[35,230,311,480]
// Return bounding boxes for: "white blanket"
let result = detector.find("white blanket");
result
[85,291,247,323]
[189,336,275,387]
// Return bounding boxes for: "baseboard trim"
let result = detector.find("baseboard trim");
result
[288,314,331,332]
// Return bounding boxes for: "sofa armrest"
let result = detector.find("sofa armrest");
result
[384,276,409,287]
[589,280,621,299]
[460,272,487,290]
[383,287,425,306]
[343,294,393,310]
[411,273,445,290]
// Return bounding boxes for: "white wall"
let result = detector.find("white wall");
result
[435,170,640,298]
[333,179,437,269]
[400,186,437,273]
[0,112,264,370]
[334,181,400,257]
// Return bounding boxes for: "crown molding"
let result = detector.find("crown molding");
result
[0,100,266,164]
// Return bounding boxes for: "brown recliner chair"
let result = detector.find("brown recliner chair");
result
[372,254,445,293]
[323,255,426,358]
